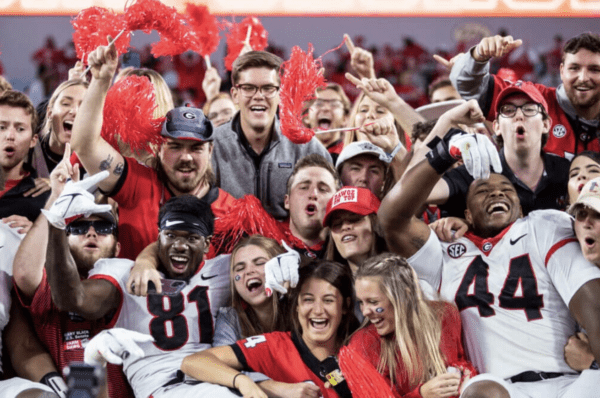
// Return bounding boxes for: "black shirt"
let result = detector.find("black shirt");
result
[440,149,569,218]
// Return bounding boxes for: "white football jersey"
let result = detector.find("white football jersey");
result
[0,224,22,372]
[90,254,231,398]
[409,210,600,379]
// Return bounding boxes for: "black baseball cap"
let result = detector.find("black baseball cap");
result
[161,106,214,142]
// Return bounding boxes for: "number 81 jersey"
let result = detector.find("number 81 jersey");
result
[409,210,600,379]
[89,254,231,398]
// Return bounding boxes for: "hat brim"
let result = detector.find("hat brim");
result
[416,99,464,121]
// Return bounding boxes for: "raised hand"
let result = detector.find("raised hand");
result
[202,67,222,103]
[87,36,119,81]
[344,34,375,79]
[264,241,300,296]
[345,73,400,112]
[448,132,502,180]
[472,35,523,63]
[42,170,111,229]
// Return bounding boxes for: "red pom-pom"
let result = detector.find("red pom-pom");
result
[125,0,194,57]
[211,195,288,256]
[101,75,165,156]
[185,3,221,57]
[71,7,131,64]
[223,17,268,71]
[279,44,326,144]
[338,346,396,398]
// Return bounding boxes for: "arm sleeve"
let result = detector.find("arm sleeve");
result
[449,50,497,117]
[407,231,443,291]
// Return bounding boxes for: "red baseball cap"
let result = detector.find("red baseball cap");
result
[495,81,548,118]
[323,187,381,227]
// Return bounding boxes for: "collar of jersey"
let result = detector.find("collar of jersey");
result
[464,222,515,256]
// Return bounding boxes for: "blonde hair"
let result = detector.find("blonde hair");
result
[42,79,89,135]
[229,235,287,337]
[356,253,446,388]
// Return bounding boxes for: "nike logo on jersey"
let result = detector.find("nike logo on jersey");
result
[200,274,218,280]
[510,234,527,245]
[165,220,184,227]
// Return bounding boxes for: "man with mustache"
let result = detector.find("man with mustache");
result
[70,41,234,261]
[450,32,600,160]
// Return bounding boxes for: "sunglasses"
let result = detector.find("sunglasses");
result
[66,220,117,236]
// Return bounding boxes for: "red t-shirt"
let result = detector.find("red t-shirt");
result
[233,331,340,398]
[15,271,133,398]
[112,158,235,260]
[347,302,475,398]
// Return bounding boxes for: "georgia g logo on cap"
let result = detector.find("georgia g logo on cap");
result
[183,112,196,119]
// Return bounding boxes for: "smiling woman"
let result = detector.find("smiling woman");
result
[349,253,475,398]
[181,259,359,398]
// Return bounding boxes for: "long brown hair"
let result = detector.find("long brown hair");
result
[230,235,287,338]
[356,253,446,388]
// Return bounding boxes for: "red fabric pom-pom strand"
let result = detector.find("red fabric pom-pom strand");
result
[279,44,326,144]
[71,7,131,64]
[210,195,288,256]
[223,17,268,71]
[101,75,165,156]
[124,0,195,57]
[338,346,396,398]
[185,3,221,57]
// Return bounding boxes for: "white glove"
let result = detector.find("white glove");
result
[42,170,111,229]
[84,328,154,366]
[448,133,502,180]
[264,241,301,296]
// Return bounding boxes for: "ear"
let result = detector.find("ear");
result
[464,208,473,227]
[114,242,121,257]
[542,115,552,134]
[492,119,501,137]
[284,194,290,210]
[231,86,239,105]
[559,62,565,80]
[29,132,38,149]
[203,236,212,254]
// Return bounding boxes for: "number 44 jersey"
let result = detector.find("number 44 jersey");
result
[409,210,600,379]
[89,254,231,398]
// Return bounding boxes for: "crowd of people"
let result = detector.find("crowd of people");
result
[1,17,600,398]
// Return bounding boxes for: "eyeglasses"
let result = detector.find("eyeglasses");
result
[207,108,234,121]
[498,103,541,118]
[235,84,280,98]
[311,99,344,110]
[66,220,117,236]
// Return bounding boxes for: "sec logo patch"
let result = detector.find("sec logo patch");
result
[552,124,566,138]
[448,243,466,259]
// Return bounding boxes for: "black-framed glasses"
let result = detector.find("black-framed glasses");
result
[235,84,280,98]
[498,103,541,118]
[311,99,344,110]
[66,220,117,236]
